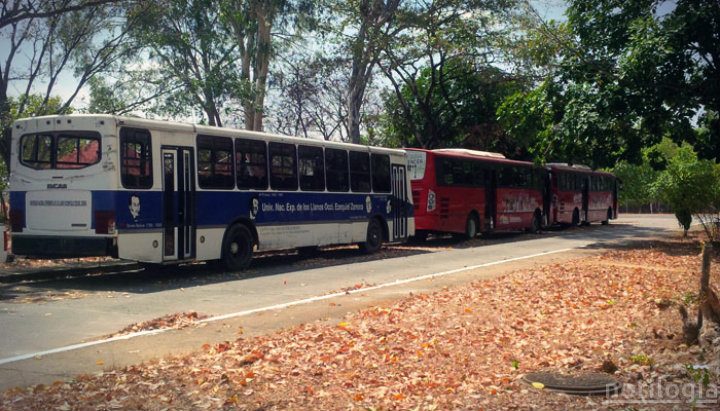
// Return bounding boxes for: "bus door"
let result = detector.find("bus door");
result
[543,170,551,226]
[391,164,409,240]
[484,169,497,231]
[581,175,589,223]
[162,147,195,261]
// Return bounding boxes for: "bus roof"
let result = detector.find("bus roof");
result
[406,148,538,168]
[13,114,406,156]
[546,163,615,177]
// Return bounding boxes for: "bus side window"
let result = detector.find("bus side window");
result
[325,148,349,192]
[349,151,371,192]
[298,145,325,191]
[371,153,391,193]
[269,142,298,191]
[120,128,153,189]
[197,135,234,189]
[236,138,268,190]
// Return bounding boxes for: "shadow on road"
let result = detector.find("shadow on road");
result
[0,220,679,302]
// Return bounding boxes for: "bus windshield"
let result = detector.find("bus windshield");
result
[20,132,101,170]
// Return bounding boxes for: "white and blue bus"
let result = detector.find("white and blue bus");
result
[8,115,414,270]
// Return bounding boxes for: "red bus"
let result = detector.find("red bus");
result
[546,163,618,226]
[407,149,547,239]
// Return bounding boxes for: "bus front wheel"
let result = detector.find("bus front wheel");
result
[360,219,383,254]
[222,224,254,271]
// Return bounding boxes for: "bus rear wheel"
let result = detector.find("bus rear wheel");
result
[360,219,383,254]
[222,224,254,271]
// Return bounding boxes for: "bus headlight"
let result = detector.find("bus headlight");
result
[427,190,436,212]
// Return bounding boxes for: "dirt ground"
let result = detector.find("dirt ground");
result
[2,236,719,410]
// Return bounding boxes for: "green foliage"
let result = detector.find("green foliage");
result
[653,143,720,234]
[501,0,720,168]
[611,161,657,209]
[629,353,653,366]
[382,60,524,154]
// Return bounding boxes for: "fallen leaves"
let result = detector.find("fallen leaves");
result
[105,311,209,338]
[2,239,719,410]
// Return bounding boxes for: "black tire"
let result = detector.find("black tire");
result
[572,209,580,226]
[531,212,542,234]
[360,219,383,254]
[222,224,254,271]
[464,215,478,239]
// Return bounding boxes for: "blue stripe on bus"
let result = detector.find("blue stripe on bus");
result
[12,190,413,231]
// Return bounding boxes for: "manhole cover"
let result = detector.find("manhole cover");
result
[523,371,621,396]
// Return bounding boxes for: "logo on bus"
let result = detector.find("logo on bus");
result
[250,197,260,220]
[47,183,68,189]
[129,194,141,221]
[365,196,372,213]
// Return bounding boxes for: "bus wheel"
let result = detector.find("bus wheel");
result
[360,219,383,254]
[601,208,612,225]
[572,209,580,226]
[222,224,254,271]
[465,215,478,239]
[531,212,542,234]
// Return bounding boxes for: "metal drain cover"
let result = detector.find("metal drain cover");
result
[523,371,621,396]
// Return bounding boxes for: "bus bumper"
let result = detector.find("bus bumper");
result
[11,235,117,258]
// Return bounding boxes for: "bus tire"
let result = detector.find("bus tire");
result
[360,219,383,254]
[601,208,612,225]
[572,209,580,227]
[531,211,542,234]
[222,224,254,271]
[464,214,478,239]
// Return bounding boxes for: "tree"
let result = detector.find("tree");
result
[653,143,720,237]
[377,0,524,150]
[325,0,401,144]
[1,0,137,174]
[221,0,317,131]
[383,60,524,153]
[128,0,243,126]
[503,0,720,168]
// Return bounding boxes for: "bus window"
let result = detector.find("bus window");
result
[197,135,234,189]
[20,133,100,170]
[236,138,267,190]
[371,153,391,193]
[20,134,53,169]
[56,135,100,169]
[270,142,298,191]
[349,151,371,192]
[325,148,349,192]
[298,145,325,191]
[120,128,153,189]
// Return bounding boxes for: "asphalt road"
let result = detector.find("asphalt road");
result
[0,214,683,388]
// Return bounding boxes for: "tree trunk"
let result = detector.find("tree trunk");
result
[252,8,272,132]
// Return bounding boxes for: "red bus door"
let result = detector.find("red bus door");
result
[484,169,497,231]
[581,176,589,223]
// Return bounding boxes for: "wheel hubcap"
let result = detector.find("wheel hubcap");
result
[230,241,239,254]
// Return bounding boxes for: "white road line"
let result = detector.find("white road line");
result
[0,247,572,366]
